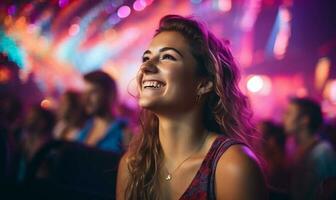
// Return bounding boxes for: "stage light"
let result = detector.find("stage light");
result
[58,0,69,8]
[0,67,11,83]
[273,6,291,60]
[133,0,146,11]
[117,6,131,18]
[218,0,231,12]
[247,75,264,93]
[68,24,80,36]
[247,75,271,94]
[41,98,52,109]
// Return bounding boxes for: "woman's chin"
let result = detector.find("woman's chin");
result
[139,98,155,109]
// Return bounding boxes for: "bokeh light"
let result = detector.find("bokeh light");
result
[41,98,53,109]
[133,0,146,11]
[247,75,271,95]
[68,24,80,36]
[117,6,131,18]
[0,67,11,83]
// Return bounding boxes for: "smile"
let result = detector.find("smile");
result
[142,80,165,89]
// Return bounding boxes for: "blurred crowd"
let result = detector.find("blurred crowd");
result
[0,53,336,199]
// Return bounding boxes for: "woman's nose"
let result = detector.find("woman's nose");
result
[140,59,158,74]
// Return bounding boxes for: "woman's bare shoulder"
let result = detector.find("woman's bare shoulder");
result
[215,144,268,200]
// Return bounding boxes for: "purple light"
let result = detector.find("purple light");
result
[108,15,121,25]
[58,0,69,8]
[7,5,16,16]
[117,6,131,18]
[133,0,146,11]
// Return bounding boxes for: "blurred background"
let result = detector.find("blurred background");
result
[0,0,335,120]
[0,0,335,199]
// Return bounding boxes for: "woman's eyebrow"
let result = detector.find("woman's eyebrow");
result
[159,47,183,58]
[142,50,151,57]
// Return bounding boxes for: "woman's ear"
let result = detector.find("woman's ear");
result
[197,80,213,95]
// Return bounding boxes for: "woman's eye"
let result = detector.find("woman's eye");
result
[142,56,149,63]
[161,54,176,61]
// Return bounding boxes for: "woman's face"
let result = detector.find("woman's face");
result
[83,82,106,115]
[137,31,200,114]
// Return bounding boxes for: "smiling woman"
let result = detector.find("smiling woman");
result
[116,15,267,200]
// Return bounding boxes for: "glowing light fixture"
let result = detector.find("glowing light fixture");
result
[41,99,52,109]
[134,0,146,11]
[273,6,291,59]
[117,6,131,18]
[247,75,271,94]
[218,0,231,12]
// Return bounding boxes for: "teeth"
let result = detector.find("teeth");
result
[143,80,164,88]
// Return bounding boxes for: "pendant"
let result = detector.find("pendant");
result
[165,174,172,181]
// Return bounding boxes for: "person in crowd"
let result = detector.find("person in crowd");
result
[321,118,336,151]
[21,105,56,162]
[15,105,55,182]
[53,90,87,141]
[0,94,24,182]
[283,97,336,200]
[258,120,289,191]
[117,15,267,200]
[77,70,126,154]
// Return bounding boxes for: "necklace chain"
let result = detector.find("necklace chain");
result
[164,133,208,181]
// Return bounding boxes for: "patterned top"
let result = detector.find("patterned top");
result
[179,136,244,200]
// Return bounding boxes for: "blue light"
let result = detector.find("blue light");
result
[0,29,26,68]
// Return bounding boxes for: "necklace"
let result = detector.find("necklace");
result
[164,134,208,181]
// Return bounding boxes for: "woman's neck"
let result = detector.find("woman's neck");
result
[158,110,207,163]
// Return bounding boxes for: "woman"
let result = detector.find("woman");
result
[77,70,126,154]
[53,90,87,141]
[117,15,267,200]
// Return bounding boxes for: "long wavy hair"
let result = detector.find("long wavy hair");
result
[125,15,258,200]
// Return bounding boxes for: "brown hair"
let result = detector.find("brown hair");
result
[125,15,258,199]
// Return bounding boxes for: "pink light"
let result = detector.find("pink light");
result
[133,0,146,11]
[58,0,69,8]
[117,6,131,18]
[330,82,336,103]
[296,88,308,97]
[323,80,336,104]
[68,24,80,36]
[247,75,264,93]
[218,0,231,12]
[27,24,38,34]
[141,0,154,6]
[247,75,271,94]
